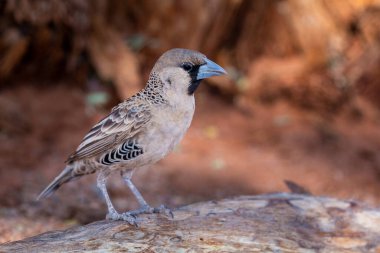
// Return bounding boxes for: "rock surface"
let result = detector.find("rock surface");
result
[1,193,380,252]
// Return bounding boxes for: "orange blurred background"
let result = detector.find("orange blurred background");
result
[1,0,380,242]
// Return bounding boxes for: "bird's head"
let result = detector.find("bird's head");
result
[151,48,227,96]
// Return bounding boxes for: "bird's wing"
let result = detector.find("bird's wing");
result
[67,100,151,162]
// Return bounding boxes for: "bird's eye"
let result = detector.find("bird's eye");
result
[181,62,194,72]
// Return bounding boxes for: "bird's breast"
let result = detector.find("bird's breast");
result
[142,100,195,162]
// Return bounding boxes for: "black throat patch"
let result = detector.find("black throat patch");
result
[188,80,201,95]
[187,65,201,95]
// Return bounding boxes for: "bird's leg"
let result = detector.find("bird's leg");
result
[121,170,152,215]
[121,170,174,218]
[97,171,137,225]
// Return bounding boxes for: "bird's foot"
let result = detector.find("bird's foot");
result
[126,204,154,216]
[126,204,174,219]
[106,210,138,226]
[106,204,174,225]
[153,204,174,219]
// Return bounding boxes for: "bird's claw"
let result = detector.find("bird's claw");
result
[106,211,139,226]
[105,204,173,226]
[126,204,153,216]
[126,204,174,219]
[120,213,139,226]
[153,204,174,219]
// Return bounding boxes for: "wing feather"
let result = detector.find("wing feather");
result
[67,100,151,162]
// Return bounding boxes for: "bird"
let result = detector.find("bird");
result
[37,48,227,224]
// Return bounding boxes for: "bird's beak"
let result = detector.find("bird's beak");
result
[197,58,227,80]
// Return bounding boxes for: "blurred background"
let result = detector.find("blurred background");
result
[1,0,380,242]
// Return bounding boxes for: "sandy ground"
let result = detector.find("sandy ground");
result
[1,84,380,243]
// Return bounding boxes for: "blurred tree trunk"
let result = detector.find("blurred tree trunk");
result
[0,0,141,97]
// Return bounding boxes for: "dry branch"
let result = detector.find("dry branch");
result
[1,193,380,252]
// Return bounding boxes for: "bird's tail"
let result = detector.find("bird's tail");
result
[37,166,74,200]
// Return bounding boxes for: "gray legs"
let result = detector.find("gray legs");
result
[97,171,117,215]
[120,170,173,218]
[121,171,150,209]
[97,169,173,225]
[97,171,137,225]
